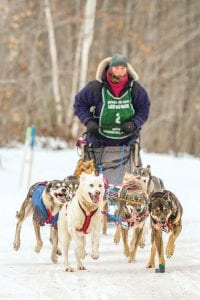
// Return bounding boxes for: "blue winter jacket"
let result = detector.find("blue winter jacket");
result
[74,58,150,147]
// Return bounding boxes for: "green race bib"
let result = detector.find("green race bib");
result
[99,85,135,139]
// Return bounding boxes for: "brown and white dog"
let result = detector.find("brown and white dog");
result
[13,180,70,263]
[147,190,183,273]
[58,173,105,271]
[132,165,165,196]
[114,176,149,262]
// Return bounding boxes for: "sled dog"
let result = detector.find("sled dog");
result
[74,158,98,177]
[13,180,69,262]
[64,175,80,198]
[132,165,165,196]
[114,177,149,262]
[73,158,109,235]
[58,173,105,271]
[147,190,183,272]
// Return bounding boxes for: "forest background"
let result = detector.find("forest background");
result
[0,0,199,156]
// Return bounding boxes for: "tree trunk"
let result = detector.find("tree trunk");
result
[72,0,97,139]
[44,0,62,126]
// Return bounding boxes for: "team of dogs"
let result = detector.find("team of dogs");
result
[13,159,183,273]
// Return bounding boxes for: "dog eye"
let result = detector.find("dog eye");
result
[99,184,102,188]
[89,184,94,187]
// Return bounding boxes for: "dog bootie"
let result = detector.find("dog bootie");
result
[155,264,165,273]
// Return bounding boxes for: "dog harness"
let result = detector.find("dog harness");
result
[32,184,58,226]
[76,202,98,234]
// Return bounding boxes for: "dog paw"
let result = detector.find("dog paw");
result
[57,248,62,256]
[123,249,130,257]
[65,266,74,272]
[51,255,57,264]
[139,239,145,248]
[114,235,120,244]
[166,244,175,258]
[91,252,99,260]
[78,265,86,271]
[35,243,43,253]
[128,254,136,263]
[13,242,20,251]
[146,262,155,268]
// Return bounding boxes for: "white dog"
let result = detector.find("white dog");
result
[58,173,105,271]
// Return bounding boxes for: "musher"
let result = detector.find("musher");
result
[74,54,150,185]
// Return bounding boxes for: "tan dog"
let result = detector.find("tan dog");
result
[74,159,97,177]
[58,173,105,271]
[13,180,69,263]
[147,190,183,273]
[114,177,149,262]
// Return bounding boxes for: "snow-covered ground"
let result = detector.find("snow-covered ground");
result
[0,145,200,300]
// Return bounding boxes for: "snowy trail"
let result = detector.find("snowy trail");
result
[0,147,200,300]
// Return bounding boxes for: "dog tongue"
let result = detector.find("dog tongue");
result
[58,194,66,202]
[131,213,139,222]
[92,194,99,203]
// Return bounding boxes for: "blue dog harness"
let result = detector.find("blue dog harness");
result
[32,184,58,225]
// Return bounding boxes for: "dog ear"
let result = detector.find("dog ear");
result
[147,165,152,175]
[46,182,53,193]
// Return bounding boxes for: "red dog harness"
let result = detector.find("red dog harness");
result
[76,202,98,234]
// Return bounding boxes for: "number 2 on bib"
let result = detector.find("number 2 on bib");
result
[115,113,121,124]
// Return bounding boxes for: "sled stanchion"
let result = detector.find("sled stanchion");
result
[134,142,139,167]
[76,133,87,159]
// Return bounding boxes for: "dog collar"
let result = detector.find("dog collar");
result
[76,202,98,234]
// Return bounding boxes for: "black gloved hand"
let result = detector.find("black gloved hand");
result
[121,120,136,134]
[86,119,99,135]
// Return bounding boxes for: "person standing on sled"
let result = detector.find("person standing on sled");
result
[74,54,150,185]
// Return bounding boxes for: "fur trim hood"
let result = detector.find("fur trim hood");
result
[95,57,139,82]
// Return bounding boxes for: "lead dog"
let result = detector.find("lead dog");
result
[73,158,109,235]
[13,180,69,262]
[58,173,105,271]
[147,190,183,273]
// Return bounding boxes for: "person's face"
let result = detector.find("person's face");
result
[111,66,127,77]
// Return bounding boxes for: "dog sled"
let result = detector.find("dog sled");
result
[76,134,142,209]
[76,135,141,185]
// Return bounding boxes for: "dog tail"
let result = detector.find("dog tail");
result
[16,210,24,219]
[15,197,32,219]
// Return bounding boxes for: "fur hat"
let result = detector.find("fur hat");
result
[109,54,128,67]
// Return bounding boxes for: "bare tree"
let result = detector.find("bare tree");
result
[44,0,62,126]
[71,0,97,138]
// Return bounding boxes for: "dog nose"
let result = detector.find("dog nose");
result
[95,190,100,195]
[136,207,141,212]
[61,188,67,193]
